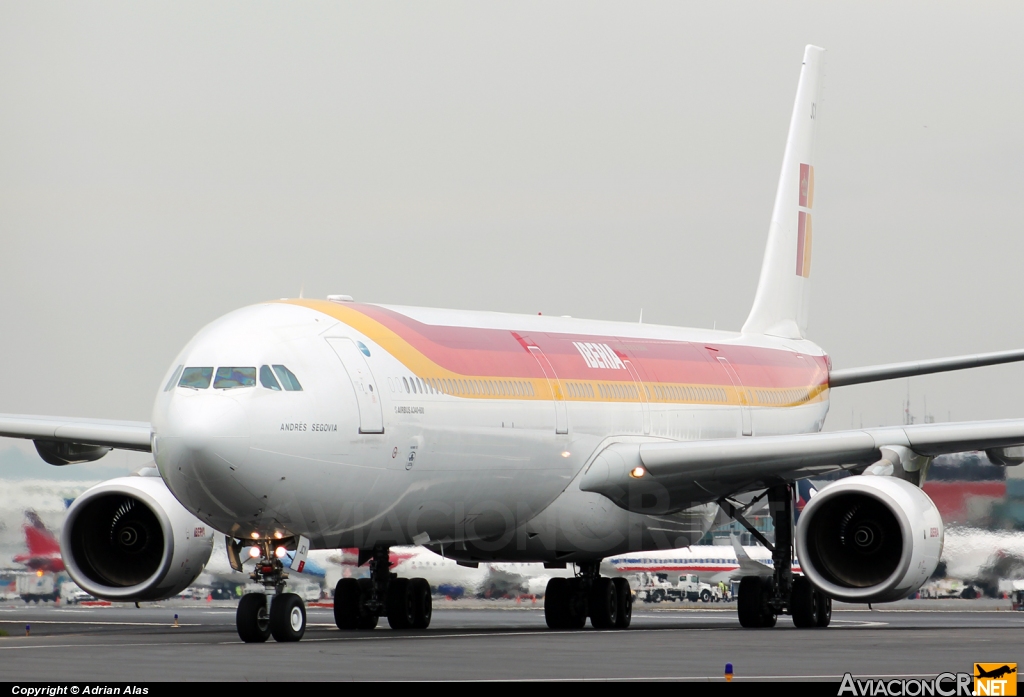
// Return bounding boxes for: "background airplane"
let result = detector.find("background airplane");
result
[12,510,64,573]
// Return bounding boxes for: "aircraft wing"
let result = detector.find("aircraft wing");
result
[579,418,1024,515]
[0,414,152,452]
[728,534,773,580]
[829,347,1024,387]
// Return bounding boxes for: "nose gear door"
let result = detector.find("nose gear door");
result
[326,338,385,434]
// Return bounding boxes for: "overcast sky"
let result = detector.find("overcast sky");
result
[1,2,1023,477]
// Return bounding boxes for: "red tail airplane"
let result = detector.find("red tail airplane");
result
[12,511,65,573]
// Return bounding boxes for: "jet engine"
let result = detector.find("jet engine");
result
[60,474,215,601]
[795,475,943,603]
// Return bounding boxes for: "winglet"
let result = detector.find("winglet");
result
[730,533,774,578]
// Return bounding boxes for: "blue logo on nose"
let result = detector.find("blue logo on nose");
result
[357,341,371,357]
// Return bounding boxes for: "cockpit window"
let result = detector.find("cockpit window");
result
[260,365,281,391]
[272,365,303,391]
[164,365,184,392]
[214,367,257,389]
[179,367,213,389]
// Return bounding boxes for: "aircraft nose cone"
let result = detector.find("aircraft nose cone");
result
[155,394,251,512]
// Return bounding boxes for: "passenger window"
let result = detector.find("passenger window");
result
[272,365,303,391]
[179,367,213,389]
[260,365,282,391]
[164,365,184,391]
[214,367,257,389]
[403,377,410,393]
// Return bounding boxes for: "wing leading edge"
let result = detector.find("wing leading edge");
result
[579,419,1024,515]
[829,347,1024,387]
[0,414,152,453]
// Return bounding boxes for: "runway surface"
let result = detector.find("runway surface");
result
[0,600,1020,681]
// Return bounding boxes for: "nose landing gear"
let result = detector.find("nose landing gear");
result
[544,562,632,630]
[333,548,433,631]
[235,539,306,643]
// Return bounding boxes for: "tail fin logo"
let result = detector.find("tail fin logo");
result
[796,163,814,278]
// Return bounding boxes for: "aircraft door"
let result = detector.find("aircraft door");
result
[623,360,651,435]
[527,346,568,434]
[717,356,752,436]
[326,338,385,434]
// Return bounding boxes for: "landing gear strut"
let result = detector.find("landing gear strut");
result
[334,548,432,631]
[235,538,306,643]
[544,562,632,630]
[729,483,831,629]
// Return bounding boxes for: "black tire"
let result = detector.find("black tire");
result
[334,578,361,630]
[355,578,379,629]
[588,577,618,629]
[816,591,832,627]
[700,589,712,603]
[236,593,271,643]
[791,576,819,628]
[270,593,306,642]
[544,577,568,629]
[612,577,632,629]
[386,578,413,629]
[409,578,432,629]
[760,577,778,628]
[737,576,763,628]
[564,578,587,629]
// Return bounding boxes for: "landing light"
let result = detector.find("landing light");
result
[273,532,283,539]
[561,451,571,458]
[275,547,287,559]
[629,466,646,479]
[250,532,260,540]
[247,547,260,559]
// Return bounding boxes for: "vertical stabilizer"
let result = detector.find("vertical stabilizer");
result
[742,45,825,339]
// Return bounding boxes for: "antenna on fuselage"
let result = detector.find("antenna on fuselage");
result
[299,283,305,299]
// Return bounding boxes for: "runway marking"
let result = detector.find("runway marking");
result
[0,620,206,627]
[469,673,945,682]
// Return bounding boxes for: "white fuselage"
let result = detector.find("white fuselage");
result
[153,299,830,563]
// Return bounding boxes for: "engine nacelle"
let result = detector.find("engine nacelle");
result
[60,475,215,601]
[795,475,943,603]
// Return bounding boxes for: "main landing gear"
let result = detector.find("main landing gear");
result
[333,548,432,631]
[236,540,307,643]
[544,562,632,630]
[727,484,832,629]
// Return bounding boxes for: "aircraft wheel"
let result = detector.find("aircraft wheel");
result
[816,592,832,627]
[544,577,569,628]
[386,578,413,629]
[564,579,587,628]
[760,577,778,627]
[334,578,362,630]
[270,592,306,642]
[409,578,432,629]
[737,576,763,628]
[791,576,820,628]
[612,577,632,629]
[589,577,618,629]
[355,579,379,629]
[236,593,271,643]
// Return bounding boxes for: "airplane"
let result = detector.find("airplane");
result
[388,546,573,599]
[12,511,65,574]
[604,534,784,586]
[975,665,1017,680]
[4,44,1024,642]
